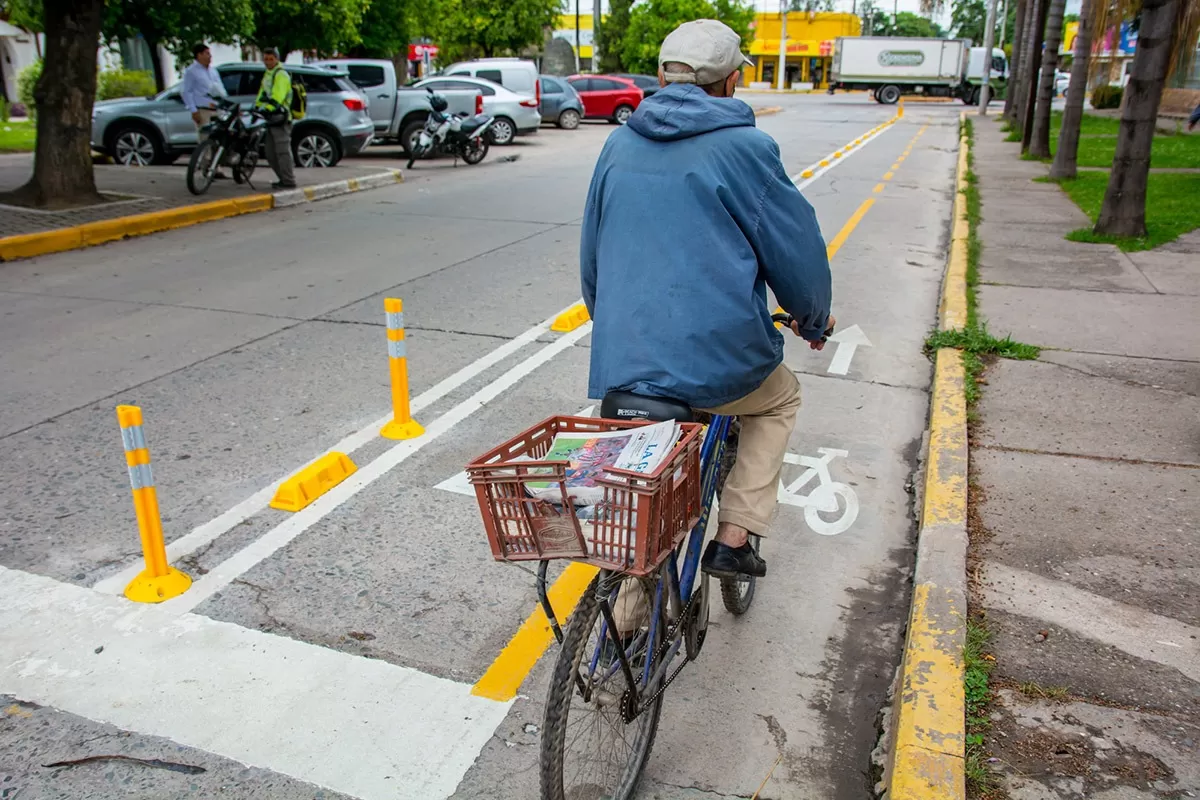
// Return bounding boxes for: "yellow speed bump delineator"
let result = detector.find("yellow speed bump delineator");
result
[381,297,425,440]
[551,303,590,333]
[270,453,357,512]
[116,405,191,603]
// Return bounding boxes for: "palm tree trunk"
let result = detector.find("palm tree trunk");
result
[1016,0,1042,129]
[1094,0,1176,237]
[1049,0,1094,178]
[1020,0,1050,150]
[0,0,104,208]
[1029,0,1066,157]
[1004,0,1028,120]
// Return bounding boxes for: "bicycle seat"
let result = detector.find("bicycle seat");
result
[601,391,694,423]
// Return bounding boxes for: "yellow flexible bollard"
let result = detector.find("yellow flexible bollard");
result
[381,298,425,440]
[117,405,191,603]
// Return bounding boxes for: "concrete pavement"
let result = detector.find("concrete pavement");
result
[971,116,1200,798]
[0,96,964,798]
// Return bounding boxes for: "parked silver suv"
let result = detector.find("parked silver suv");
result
[91,63,373,168]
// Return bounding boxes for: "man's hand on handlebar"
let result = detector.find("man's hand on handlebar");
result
[772,313,837,351]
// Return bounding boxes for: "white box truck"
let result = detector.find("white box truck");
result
[830,37,1007,105]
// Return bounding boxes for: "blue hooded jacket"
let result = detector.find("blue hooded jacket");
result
[580,83,832,409]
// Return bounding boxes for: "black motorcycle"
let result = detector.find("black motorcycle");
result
[406,91,494,169]
[187,96,271,195]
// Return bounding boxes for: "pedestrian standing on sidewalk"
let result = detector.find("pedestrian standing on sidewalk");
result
[1188,102,1199,132]
[182,43,228,179]
[256,48,297,189]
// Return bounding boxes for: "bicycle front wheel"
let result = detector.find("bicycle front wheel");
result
[540,572,666,800]
[186,139,219,195]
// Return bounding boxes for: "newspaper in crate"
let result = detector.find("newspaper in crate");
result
[525,420,681,504]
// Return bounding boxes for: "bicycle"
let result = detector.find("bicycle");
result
[186,97,270,195]
[469,312,815,800]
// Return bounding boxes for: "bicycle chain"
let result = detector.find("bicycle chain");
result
[620,590,702,722]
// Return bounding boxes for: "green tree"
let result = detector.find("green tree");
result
[597,0,632,72]
[873,10,945,36]
[619,0,755,76]
[251,0,369,58]
[353,0,413,58]
[430,0,562,62]
[2,0,43,57]
[103,0,255,90]
[951,0,987,41]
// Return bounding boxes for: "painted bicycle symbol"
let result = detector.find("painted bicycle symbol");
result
[777,447,860,536]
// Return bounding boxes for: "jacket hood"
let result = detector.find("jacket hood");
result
[626,83,756,142]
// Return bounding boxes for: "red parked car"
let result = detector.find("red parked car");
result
[566,75,644,124]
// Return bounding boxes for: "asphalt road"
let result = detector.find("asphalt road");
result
[0,94,964,800]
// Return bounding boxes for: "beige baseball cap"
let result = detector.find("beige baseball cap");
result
[658,19,754,85]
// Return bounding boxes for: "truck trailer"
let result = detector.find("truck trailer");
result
[830,36,1006,105]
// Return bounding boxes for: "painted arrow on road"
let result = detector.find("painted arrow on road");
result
[826,324,872,375]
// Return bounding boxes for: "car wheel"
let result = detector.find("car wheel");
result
[879,85,901,105]
[612,105,634,124]
[110,125,163,166]
[401,120,425,156]
[557,109,581,130]
[293,129,340,168]
[489,117,516,145]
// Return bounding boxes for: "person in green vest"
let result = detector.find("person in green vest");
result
[256,48,297,189]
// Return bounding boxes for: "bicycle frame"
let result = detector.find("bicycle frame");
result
[535,414,736,710]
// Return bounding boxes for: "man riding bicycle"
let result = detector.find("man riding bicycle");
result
[580,19,834,581]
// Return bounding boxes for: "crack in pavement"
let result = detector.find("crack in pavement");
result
[1037,356,1199,398]
[975,443,1200,470]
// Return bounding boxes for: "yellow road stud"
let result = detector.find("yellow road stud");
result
[381,298,425,440]
[270,453,357,512]
[834,151,843,159]
[551,303,590,333]
[801,168,814,178]
[819,159,830,167]
[116,405,191,604]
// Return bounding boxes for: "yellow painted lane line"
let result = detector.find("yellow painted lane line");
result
[471,562,598,701]
[891,162,901,170]
[825,197,875,261]
[873,183,885,194]
[883,171,895,181]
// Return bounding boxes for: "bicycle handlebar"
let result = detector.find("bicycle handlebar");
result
[771,313,836,342]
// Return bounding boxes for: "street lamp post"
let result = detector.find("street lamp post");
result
[978,0,999,113]
[777,0,788,91]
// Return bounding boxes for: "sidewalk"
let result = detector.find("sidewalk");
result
[970,117,1200,797]
[0,151,407,238]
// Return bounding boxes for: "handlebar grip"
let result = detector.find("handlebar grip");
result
[771,313,836,342]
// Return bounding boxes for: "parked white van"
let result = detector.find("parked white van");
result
[441,58,540,102]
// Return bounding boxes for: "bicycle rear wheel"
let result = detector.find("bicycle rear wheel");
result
[540,572,666,800]
[719,534,761,615]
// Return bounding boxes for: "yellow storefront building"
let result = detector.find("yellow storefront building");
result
[551,11,861,89]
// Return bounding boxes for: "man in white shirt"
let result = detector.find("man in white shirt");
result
[181,43,227,177]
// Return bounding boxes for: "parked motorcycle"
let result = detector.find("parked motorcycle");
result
[406,90,493,169]
[186,97,271,195]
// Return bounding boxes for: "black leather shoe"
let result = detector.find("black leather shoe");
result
[701,539,766,579]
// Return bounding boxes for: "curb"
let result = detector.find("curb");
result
[883,115,971,800]
[752,106,784,117]
[0,169,404,263]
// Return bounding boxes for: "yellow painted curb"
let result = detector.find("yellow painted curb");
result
[753,106,783,116]
[886,113,970,800]
[0,194,273,262]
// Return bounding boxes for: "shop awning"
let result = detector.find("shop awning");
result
[749,38,833,57]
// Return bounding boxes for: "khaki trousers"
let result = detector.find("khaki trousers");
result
[265,121,296,186]
[194,108,218,144]
[612,364,802,631]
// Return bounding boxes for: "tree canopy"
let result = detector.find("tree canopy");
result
[619,0,755,76]
[871,10,946,37]
[249,0,369,58]
[597,0,632,72]
[428,0,562,62]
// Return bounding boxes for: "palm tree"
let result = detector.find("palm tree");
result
[1049,0,1095,178]
[1029,0,1067,157]
[1094,0,1200,236]
[1003,0,1029,121]
[1019,0,1049,145]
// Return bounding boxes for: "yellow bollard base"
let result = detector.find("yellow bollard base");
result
[381,418,425,440]
[124,567,191,604]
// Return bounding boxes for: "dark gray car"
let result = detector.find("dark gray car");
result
[538,75,583,130]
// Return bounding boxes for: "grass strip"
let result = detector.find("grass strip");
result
[1054,172,1200,252]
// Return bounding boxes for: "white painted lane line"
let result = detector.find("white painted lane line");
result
[982,561,1200,682]
[791,122,897,190]
[162,322,594,616]
[93,301,583,596]
[0,565,510,800]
